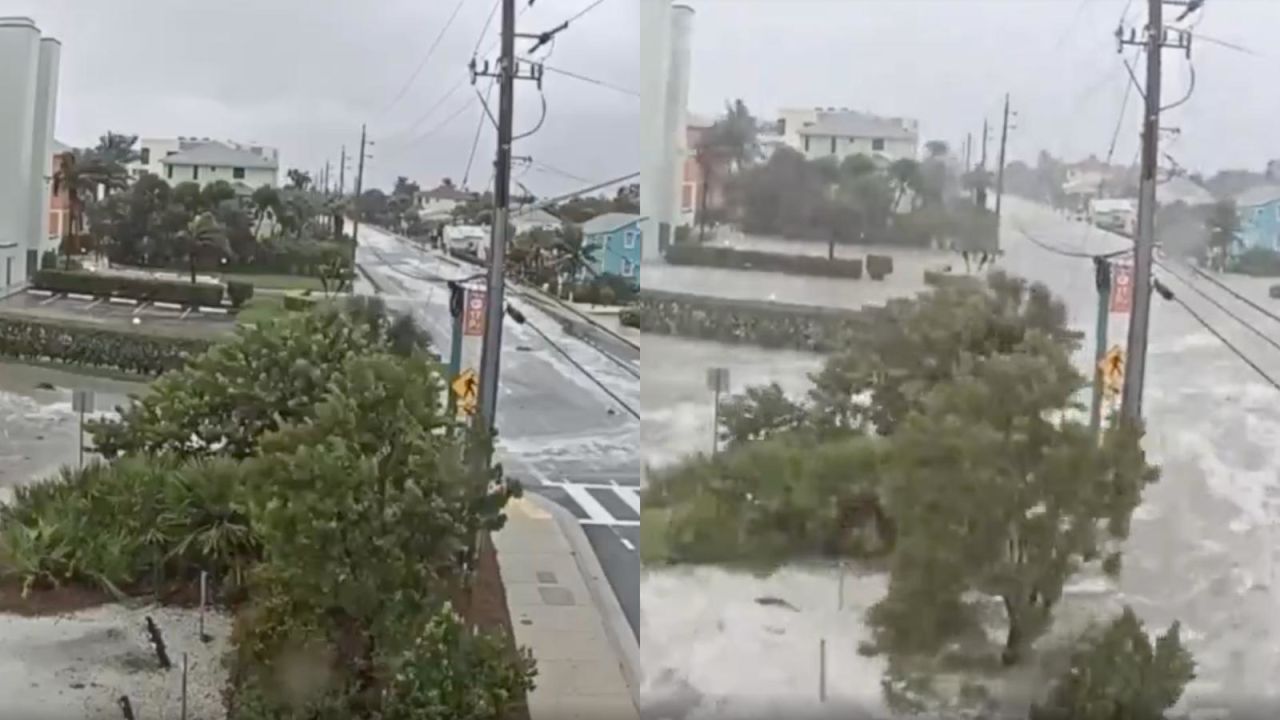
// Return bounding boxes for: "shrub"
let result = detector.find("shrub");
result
[867,254,894,280]
[1271,284,1280,300]
[619,307,639,328]
[283,291,317,312]
[0,313,210,376]
[34,269,224,307]
[665,244,864,279]
[227,281,255,308]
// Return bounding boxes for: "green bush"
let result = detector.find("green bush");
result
[227,281,255,308]
[1230,247,1280,277]
[664,244,864,279]
[619,307,639,328]
[34,269,224,307]
[867,254,894,280]
[1270,284,1280,300]
[0,313,210,376]
[282,291,317,312]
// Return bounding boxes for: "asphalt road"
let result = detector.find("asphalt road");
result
[354,226,641,638]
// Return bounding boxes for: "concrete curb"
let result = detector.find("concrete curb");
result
[524,491,641,709]
[355,263,385,294]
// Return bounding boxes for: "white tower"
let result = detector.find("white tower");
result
[666,5,694,238]
[0,16,40,290]
[640,0,673,264]
[27,36,61,263]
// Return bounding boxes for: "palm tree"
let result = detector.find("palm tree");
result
[177,212,230,283]
[52,150,129,268]
[717,99,760,172]
[1206,199,1240,271]
[250,185,283,237]
[887,158,922,211]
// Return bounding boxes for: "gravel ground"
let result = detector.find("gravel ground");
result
[0,603,232,720]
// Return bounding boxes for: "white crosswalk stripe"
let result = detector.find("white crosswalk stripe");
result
[617,487,640,515]
[536,478,640,527]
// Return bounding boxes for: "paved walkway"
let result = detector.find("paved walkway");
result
[495,493,640,720]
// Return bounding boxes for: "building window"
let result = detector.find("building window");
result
[621,259,634,277]
[166,165,173,179]
[234,167,245,179]
[872,138,885,151]
[804,136,810,152]
[830,137,837,154]
[140,148,151,164]
[624,231,637,249]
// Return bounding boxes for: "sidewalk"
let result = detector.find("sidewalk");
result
[494,493,640,720]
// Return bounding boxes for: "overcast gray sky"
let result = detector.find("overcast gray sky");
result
[6,0,638,196]
[684,0,1280,175]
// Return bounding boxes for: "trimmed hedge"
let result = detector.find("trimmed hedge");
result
[1270,285,1280,300]
[0,314,211,376]
[34,269,224,307]
[227,281,254,308]
[283,291,318,312]
[664,244,864,279]
[867,254,894,280]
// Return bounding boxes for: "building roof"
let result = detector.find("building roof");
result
[1157,175,1214,206]
[797,111,916,141]
[420,183,471,201]
[582,212,643,235]
[161,141,278,169]
[50,139,70,154]
[1233,184,1280,208]
[512,207,561,226]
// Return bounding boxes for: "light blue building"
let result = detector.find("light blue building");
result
[580,212,643,285]
[1234,185,1280,253]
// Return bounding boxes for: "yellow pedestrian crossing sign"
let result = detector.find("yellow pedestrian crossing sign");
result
[1099,345,1125,398]
[452,368,479,417]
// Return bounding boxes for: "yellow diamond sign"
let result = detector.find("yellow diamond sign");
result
[452,368,479,417]
[1098,345,1124,398]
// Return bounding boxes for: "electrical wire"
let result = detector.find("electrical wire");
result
[513,91,548,141]
[534,63,639,98]
[1158,280,1280,393]
[1160,60,1196,112]
[560,0,609,27]
[1187,264,1280,327]
[475,86,499,130]
[385,76,470,147]
[462,81,497,189]
[404,96,476,149]
[529,161,592,184]
[473,0,502,57]
[1155,259,1280,355]
[519,316,639,418]
[379,0,470,118]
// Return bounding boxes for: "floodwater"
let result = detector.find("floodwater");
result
[0,362,143,494]
[641,205,1280,718]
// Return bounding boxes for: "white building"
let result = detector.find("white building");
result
[779,107,919,163]
[415,182,472,221]
[130,137,279,189]
[511,207,562,235]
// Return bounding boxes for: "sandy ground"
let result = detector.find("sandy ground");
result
[0,603,233,720]
[641,206,1280,718]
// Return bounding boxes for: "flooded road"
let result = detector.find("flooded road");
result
[642,204,1280,718]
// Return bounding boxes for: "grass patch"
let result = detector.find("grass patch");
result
[218,273,326,291]
[235,296,290,326]
[639,507,672,566]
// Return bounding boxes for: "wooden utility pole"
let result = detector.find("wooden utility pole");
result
[338,145,347,195]
[977,118,990,210]
[351,125,371,244]
[964,132,972,175]
[995,93,1014,248]
[1118,0,1192,422]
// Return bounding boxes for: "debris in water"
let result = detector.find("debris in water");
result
[755,596,799,611]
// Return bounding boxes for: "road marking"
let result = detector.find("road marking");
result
[619,537,636,551]
[616,487,640,515]
[580,519,640,527]
[562,483,616,525]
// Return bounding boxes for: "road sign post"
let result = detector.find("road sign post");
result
[447,283,465,417]
[706,367,730,455]
[72,389,94,468]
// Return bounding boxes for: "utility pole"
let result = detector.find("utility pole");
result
[995,93,1014,248]
[963,132,972,175]
[338,145,347,196]
[977,118,990,210]
[1089,257,1112,435]
[471,0,546,432]
[351,125,371,244]
[1118,0,1192,422]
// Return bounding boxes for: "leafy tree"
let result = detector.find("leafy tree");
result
[250,185,283,237]
[717,382,806,448]
[89,308,389,460]
[887,158,923,211]
[1031,608,1195,720]
[52,150,130,266]
[1206,199,1241,271]
[286,168,312,191]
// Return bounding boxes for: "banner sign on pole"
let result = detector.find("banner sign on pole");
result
[1110,263,1133,313]
[464,289,487,336]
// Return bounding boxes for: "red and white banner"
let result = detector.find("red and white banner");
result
[464,289,486,336]
[1110,263,1133,314]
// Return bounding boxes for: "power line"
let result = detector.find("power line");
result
[405,96,476,149]
[535,63,639,97]
[1155,279,1280,393]
[473,0,502,57]
[379,0,470,117]
[1156,260,1280,355]
[462,81,496,189]
[529,160,592,184]
[520,314,639,418]
[1188,264,1280,327]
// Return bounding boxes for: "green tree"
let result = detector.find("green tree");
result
[887,158,923,211]
[250,185,283,237]
[1031,608,1195,720]
[1206,199,1241,271]
[716,382,806,448]
[177,212,231,283]
[286,168,312,191]
[52,150,130,266]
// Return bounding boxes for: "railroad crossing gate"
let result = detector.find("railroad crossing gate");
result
[452,368,479,417]
[1099,345,1125,398]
